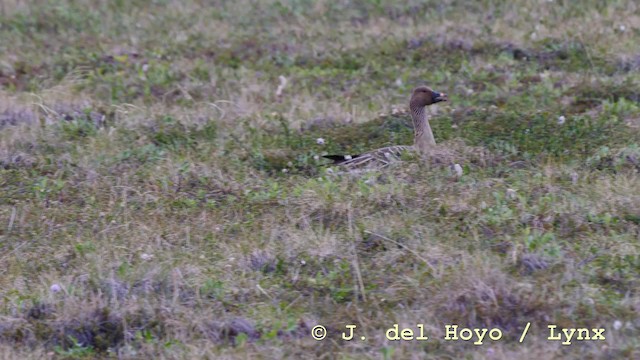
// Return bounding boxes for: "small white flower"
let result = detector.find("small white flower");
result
[506,188,517,199]
[344,155,352,160]
[451,124,459,129]
[50,284,62,293]
[395,78,403,87]
[276,75,288,97]
[300,259,306,265]
[316,138,325,145]
[140,253,154,261]
[613,320,623,330]
[619,25,626,32]
[557,115,566,125]
[142,63,149,73]
[287,161,293,167]
[282,168,289,173]
[313,155,319,160]
[451,163,463,177]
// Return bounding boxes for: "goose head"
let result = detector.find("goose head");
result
[409,86,448,110]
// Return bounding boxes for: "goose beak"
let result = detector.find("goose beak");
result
[432,91,448,103]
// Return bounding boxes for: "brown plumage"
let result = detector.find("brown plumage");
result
[323,86,448,169]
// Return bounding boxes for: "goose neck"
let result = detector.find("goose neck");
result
[410,105,436,154]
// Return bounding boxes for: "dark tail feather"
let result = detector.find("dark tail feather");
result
[322,154,360,165]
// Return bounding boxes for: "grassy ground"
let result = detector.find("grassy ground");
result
[1,0,639,358]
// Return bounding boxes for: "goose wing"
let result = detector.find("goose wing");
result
[323,145,413,169]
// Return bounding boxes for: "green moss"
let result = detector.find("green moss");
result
[2,1,640,358]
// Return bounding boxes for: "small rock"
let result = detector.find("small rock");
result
[570,172,579,184]
[520,253,549,273]
[228,318,259,340]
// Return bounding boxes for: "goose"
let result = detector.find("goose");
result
[323,86,448,169]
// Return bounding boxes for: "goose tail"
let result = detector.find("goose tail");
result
[322,154,360,165]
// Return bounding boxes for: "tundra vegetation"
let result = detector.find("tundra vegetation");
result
[0,0,639,358]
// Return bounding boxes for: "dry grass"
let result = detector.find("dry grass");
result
[1,0,640,359]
